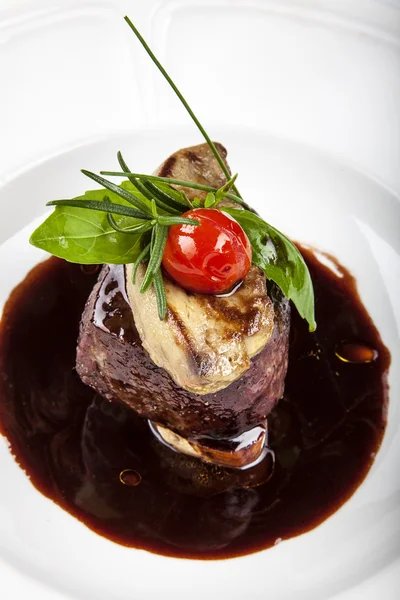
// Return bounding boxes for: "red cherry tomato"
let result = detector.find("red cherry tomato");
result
[162,208,252,295]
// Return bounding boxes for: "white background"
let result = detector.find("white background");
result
[0,1,399,599]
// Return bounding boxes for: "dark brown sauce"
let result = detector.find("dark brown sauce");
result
[0,248,390,559]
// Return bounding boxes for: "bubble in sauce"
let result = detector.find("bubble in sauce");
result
[119,469,142,486]
[335,341,378,364]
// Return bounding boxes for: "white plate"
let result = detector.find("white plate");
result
[0,1,399,599]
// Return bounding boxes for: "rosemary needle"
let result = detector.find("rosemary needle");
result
[100,171,244,206]
[140,224,169,293]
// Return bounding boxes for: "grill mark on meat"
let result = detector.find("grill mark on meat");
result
[184,144,227,165]
[155,142,230,202]
[159,155,177,178]
[166,307,201,374]
[194,266,273,338]
[167,305,228,378]
[204,296,268,337]
[185,150,202,163]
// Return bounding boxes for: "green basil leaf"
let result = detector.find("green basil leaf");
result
[223,208,316,331]
[204,192,216,208]
[30,184,146,264]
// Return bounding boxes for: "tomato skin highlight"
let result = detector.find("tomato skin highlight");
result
[162,208,252,294]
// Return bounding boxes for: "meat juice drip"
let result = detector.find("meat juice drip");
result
[0,249,390,559]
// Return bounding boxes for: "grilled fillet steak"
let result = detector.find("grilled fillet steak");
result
[76,263,290,439]
[76,142,291,439]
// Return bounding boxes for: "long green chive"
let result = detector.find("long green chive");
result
[124,16,241,199]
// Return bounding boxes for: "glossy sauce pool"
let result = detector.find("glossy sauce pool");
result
[0,248,390,559]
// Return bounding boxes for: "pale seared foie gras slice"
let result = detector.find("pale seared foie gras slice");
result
[125,264,274,395]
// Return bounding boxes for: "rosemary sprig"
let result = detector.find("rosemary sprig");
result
[142,180,188,213]
[147,221,169,320]
[140,224,168,293]
[116,152,155,203]
[153,269,167,320]
[117,151,186,214]
[46,198,151,220]
[130,196,169,317]
[47,199,200,232]
[146,220,168,320]
[100,171,245,206]
[132,243,151,284]
[124,16,241,199]
[81,169,152,215]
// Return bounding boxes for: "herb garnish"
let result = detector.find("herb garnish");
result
[222,209,316,331]
[30,15,316,331]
